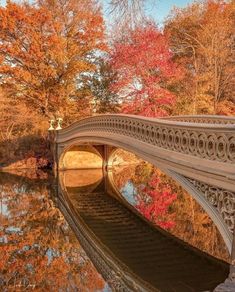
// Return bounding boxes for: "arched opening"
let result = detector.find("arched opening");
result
[62,169,103,188]
[60,145,103,170]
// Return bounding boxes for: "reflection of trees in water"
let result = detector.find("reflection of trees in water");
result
[135,174,177,229]
[0,173,105,291]
[170,183,230,263]
[112,162,230,262]
[113,162,176,229]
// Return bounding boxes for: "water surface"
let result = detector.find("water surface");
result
[0,167,230,291]
[0,171,107,291]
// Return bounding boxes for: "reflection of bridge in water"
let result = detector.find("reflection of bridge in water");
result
[57,170,229,292]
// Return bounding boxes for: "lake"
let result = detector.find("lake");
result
[0,163,230,291]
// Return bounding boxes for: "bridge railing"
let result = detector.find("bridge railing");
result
[161,115,235,124]
[57,114,235,164]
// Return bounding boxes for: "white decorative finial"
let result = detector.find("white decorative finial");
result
[48,119,55,131]
[56,118,63,130]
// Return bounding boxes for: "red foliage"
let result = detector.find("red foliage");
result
[136,175,177,229]
[110,24,182,117]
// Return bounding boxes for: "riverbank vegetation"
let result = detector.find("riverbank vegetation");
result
[0,0,234,168]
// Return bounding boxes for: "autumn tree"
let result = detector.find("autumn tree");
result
[135,173,177,229]
[112,160,230,261]
[0,0,105,121]
[78,55,120,114]
[165,0,235,115]
[0,87,47,141]
[110,24,182,117]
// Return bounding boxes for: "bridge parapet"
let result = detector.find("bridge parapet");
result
[161,115,235,124]
[58,114,235,164]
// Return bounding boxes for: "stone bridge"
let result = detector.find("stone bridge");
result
[52,114,235,283]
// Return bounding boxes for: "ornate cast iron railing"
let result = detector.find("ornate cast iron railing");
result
[162,115,235,124]
[58,114,235,163]
[187,177,235,233]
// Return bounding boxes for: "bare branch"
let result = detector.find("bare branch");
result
[109,0,146,32]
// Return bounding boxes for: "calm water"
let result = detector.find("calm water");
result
[0,165,230,291]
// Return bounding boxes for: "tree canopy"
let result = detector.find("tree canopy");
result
[110,24,183,117]
[0,0,105,119]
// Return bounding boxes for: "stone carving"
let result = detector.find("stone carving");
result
[187,178,235,233]
[58,115,235,163]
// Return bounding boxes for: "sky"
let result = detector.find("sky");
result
[101,0,194,25]
[0,0,194,25]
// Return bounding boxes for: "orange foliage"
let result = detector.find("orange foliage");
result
[0,0,105,119]
[165,0,234,115]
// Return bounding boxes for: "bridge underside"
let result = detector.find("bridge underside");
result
[58,143,119,170]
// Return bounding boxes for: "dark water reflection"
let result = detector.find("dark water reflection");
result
[0,167,230,292]
[0,171,108,291]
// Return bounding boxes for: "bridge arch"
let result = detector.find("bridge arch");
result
[58,138,233,253]
[54,114,235,254]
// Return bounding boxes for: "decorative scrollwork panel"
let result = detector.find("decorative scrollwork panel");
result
[187,178,235,233]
